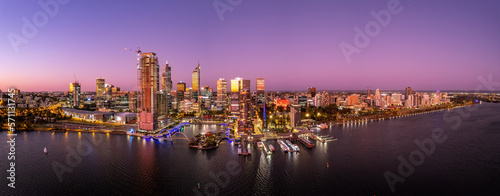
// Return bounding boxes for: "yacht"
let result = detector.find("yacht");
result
[268,144,275,152]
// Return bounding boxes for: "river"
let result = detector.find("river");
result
[1,103,499,195]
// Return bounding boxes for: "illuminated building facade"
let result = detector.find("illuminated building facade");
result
[162,61,172,93]
[346,94,360,106]
[290,104,301,128]
[230,78,242,116]
[177,81,186,102]
[96,78,105,98]
[138,52,160,132]
[256,77,265,106]
[192,63,200,102]
[217,78,227,111]
[70,82,81,108]
[308,87,316,97]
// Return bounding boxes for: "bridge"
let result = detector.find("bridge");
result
[153,122,191,141]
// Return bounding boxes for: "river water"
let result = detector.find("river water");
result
[1,103,499,195]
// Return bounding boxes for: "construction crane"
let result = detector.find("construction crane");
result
[124,47,143,111]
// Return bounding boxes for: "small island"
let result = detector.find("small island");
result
[189,132,221,150]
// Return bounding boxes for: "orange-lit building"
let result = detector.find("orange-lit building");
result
[138,52,160,132]
[275,99,290,109]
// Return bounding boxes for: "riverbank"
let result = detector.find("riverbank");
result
[334,103,474,126]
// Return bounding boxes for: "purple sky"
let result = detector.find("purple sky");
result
[1,0,499,92]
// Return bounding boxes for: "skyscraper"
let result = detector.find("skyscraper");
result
[240,79,250,91]
[162,60,172,93]
[256,77,265,106]
[375,89,382,107]
[96,78,105,98]
[230,78,242,116]
[192,63,200,102]
[71,82,81,108]
[217,78,227,111]
[405,87,412,100]
[138,52,160,132]
[239,89,251,128]
[290,104,301,128]
[177,81,186,102]
[308,87,316,97]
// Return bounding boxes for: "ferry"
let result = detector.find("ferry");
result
[285,140,295,152]
[268,144,275,152]
[277,140,289,153]
[298,137,315,148]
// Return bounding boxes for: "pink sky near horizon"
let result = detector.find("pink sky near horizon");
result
[1,0,499,92]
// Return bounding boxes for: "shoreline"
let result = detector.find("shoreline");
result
[333,103,475,126]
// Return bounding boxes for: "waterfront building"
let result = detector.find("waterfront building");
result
[405,87,413,100]
[70,82,81,108]
[138,52,160,132]
[128,91,137,112]
[392,93,403,106]
[435,90,442,104]
[290,104,301,128]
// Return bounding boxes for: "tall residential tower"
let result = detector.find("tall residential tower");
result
[138,52,160,132]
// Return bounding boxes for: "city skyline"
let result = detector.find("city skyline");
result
[1,1,500,92]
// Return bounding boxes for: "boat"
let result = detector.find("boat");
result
[257,142,263,148]
[285,140,295,152]
[44,147,47,154]
[285,140,296,152]
[293,144,300,152]
[268,144,275,152]
[298,137,315,148]
[277,140,289,153]
[319,123,328,129]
